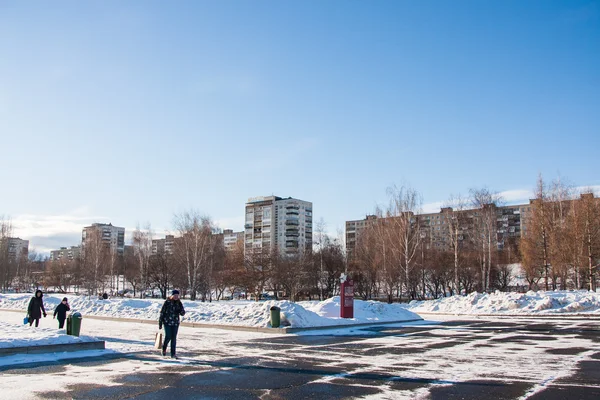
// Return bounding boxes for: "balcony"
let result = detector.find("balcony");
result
[285,220,299,226]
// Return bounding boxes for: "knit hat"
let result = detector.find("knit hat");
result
[171,289,180,295]
[62,297,68,302]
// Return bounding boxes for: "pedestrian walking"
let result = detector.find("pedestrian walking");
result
[53,297,70,329]
[158,289,185,359]
[27,289,47,327]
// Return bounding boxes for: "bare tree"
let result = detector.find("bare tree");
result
[443,194,469,295]
[0,217,14,292]
[132,223,153,298]
[470,188,503,292]
[173,210,214,300]
[385,185,422,300]
[82,228,108,295]
[576,191,600,291]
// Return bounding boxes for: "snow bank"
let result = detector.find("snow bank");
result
[0,293,421,329]
[403,290,600,315]
[0,321,97,348]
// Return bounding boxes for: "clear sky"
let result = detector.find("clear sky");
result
[1,1,599,254]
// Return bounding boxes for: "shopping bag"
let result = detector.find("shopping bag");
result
[154,331,163,349]
[23,316,29,325]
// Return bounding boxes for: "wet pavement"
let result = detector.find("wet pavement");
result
[2,318,599,399]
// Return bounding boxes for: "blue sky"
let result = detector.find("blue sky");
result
[1,1,599,253]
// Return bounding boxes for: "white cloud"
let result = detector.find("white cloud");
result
[9,208,111,254]
[214,216,245,232]
[498,189,533,203]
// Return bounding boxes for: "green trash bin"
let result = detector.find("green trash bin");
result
[66,315,72,335]
[70,312,83,336]
[270,306,280,328]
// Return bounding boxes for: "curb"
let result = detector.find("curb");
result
[0,341,106,357]
[1,308,422,334]
[413,312,600,320]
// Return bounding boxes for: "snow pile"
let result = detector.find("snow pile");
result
[0,321,97,348]
[404,290,600,315]
[0,293,421,328]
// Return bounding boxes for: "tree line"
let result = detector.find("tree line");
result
[2,175,599,302]
[349,176,599,302]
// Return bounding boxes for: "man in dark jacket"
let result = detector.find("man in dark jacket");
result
[53,297,70,329]
[27,289,47,327]
[159,289,185,358]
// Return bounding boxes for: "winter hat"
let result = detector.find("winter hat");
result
[171,289,180,295]
[62,297,68,302]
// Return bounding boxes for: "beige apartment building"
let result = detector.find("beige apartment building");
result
[244,196,313,256]
[346,202,532,256]
[0,237,29,261]
[82,223,125,256]
[50,245,81,261]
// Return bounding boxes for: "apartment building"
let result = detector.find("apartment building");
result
[223,229,243,251]
[346,203,531,256]
[244,196,313,256]
[151,235,176,255]
[0,237,29,261]
[82,223,125,256]
[50,245,81,261]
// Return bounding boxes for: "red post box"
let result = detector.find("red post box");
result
[340,274,354,318]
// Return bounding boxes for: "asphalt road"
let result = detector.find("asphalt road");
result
[2,317,599,399]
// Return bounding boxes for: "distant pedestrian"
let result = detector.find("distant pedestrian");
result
[159,289,186,359]
[27,289,47,327]
[53,297,70,329]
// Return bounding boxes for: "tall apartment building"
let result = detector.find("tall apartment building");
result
[82,223,125,256]
[0,237,29,261]
[223,229,243,251]
[152,235,176,255]
[244,196,313,256]
[50,246,81,261]
[346,203,532,256]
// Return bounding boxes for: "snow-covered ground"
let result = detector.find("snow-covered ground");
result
[403,289,600,315]
[0,293,421,330]
[0,289,598,355]
[1,290,599,399]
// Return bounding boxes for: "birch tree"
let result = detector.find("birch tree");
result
[173,210,214,300]
[385,185,423,300]
[132,223,153,298]
[444,194,469,295]
[470,188,503,292]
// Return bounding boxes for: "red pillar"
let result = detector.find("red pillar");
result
[340,278,354,318]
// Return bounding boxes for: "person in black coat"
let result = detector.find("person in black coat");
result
[53,297,70,329]
[159,289,185,359]
[27,289,47,327]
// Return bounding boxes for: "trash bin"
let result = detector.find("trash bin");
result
[70,312,83,336]
[270,306,280,328]
[66,314,72,335]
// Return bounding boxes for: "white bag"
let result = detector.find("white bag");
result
[154,331,163,350]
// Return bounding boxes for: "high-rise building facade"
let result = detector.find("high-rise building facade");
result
[0,237,29,261]
[50,246,81,261]
[152,235,176,255]
[222,229,243,251]
[346,203,532,256]
[82,223,125,256]
[244,196,313,256]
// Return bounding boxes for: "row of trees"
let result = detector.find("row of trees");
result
[37,211,347,301]
[349,177,599,302]
[521,176,600,291]
[3,175,599,302]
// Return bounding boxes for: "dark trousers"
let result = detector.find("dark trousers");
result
[29,318,40,327]
[58,318,66,329]
[162,325,179,356]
